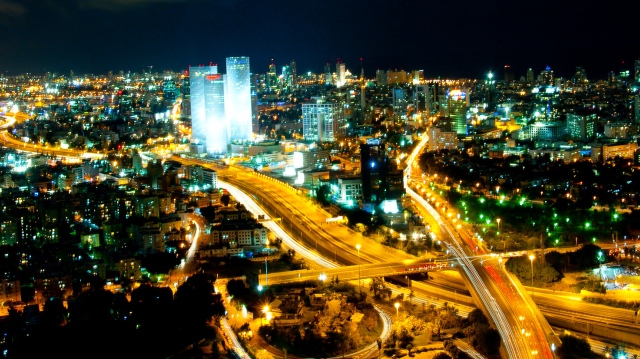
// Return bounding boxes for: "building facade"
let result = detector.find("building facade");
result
[189,65,227,153]
[225,57,253,142]
[302,103,344,142]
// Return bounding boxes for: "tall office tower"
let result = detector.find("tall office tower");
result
[414,84,431,113]
[162,78,178,103]
[635,96,640,123]
[566,112,596,141]
[376,69,387,86]
[392,88,406,112]
[302,102,344,141]
[189,65,227,154]
[290,59,297,85]
[526,68,534,83]
[225,56,253,142]
[635,60,640,84]
[359,140,403,207]
[412,70,424,84]
[540,66,554,86]
[324,63,332,85]
[360,57,365,80]
[251,74,259,135]
[267,59,277,91]
[336,61,346,88]
[282,64,291,88]
[504,65,514,82]
[574,67,588,84]
[446,89,469,135]
[387,70,407,85]
[360,83,367,109]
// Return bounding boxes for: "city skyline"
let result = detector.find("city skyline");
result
[0,0,638,79]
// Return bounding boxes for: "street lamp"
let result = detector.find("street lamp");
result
[394,302,400,319]
[496,218,501,231]
[262,305,269,326]
[356,244,361,294]
[529,254,535,297]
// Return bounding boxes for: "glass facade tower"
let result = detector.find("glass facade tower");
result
[189,65,227,154]
[225,56,253,142]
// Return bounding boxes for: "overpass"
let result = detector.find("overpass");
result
[252,258,455,287]
[1,135,636,355]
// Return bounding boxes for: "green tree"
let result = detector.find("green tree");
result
[316,184,331,206]
[174,273,226,334]
[556,334,592,359]
[433,352,453,359]
[505,255,561,285]
[474,327,501,356]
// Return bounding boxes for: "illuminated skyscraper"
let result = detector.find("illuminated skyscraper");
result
[376,69,387,86]
[189,65,227,153]
[302,102,344,141]
[225,56,253,142]
[336,61,346,87]
[446,89,469,135]
[635,60,640,84]
[290,59,297,85]
[267,59,277,91]
[324,63,332,85]
[540,66,554,85]
[526,68,534,83]
[414,85,431,113]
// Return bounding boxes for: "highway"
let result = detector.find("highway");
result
[0,125,104,160]
[257,259,453,285]
[404,135,556,358]
[1,126,636,356]
[217,178,396,358]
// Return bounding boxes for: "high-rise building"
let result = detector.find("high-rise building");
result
[324,62,332,85]
[336,61,346,88]
[504,65,514,82]
[302,102,344,142]
[566,112,596,141]
[446,89,469,135]
[412,70,424,84]
[290,59,297,85]
[359,140,404,208]
[634,96,640,123]
[526,68,534,83]
[414,85,431,113]
[387,70,407,85]
[427,126,458,152]
[162,77,179,103]
[540,66,554,86]
[392,88,406,113]
[376,69,387,86]
[267,59,277,90]
[573,67,588,84]
[189,65,227,153]
[225,56,253,142]
[282,64,291,88]
[251,75,259,135]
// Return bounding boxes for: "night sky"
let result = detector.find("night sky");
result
[1,0,638,80]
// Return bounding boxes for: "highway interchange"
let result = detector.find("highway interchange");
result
[1,114,639,358]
